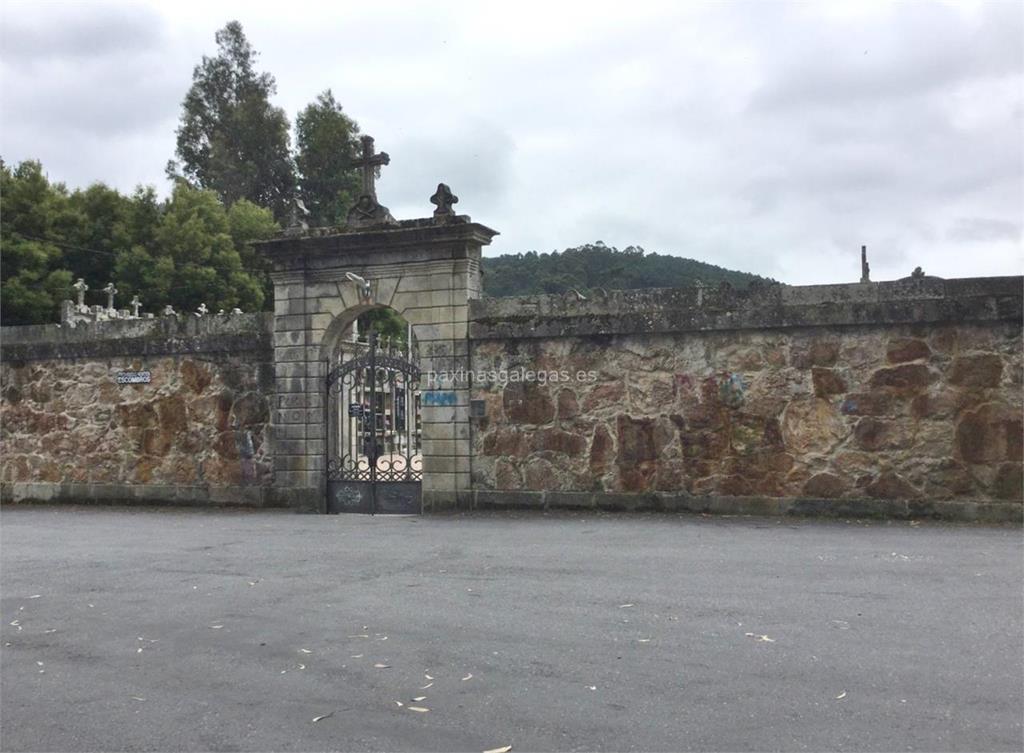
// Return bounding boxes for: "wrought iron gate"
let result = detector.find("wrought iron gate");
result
[325,331,422,514]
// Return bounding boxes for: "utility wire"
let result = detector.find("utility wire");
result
[7,232,270,301]
[13,233,120,257]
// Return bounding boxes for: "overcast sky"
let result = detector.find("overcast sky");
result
[1,0,1021,284]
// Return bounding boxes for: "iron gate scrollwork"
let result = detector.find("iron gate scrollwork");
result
[325,331,422,514]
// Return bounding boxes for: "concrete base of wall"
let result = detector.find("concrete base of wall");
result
[466,489,1023,524]
[3,482,1019,524]
[0,482,287,509]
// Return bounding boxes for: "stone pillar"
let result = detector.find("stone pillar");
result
[257,218,497,512]
[267,270,324,510]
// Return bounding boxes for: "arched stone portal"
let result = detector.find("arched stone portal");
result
[256,215,498,512]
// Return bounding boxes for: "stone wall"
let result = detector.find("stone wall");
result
[0,314,276,505]
[1,273,1021,521]
[468,277,1023,520]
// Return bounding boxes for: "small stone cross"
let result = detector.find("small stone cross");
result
[73,278,89,307]
[130,295,142,318]
[352,135,390,200]
[103,282,118,311]
[196,303,208,317]
[163,305,176,316]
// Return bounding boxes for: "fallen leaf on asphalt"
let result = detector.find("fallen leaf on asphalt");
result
[637,638,651,643]
[312,712,334,723]
[137,648,143,653]
[44,629,56,634]
[395,701,403,707]
[209,625,224,630]
[462,673,473,681]
[350,654,363,658]
[744,632,775,643]
[36,661,43,666]
[483,746,512,753]
[412,696,426,702]
[9,621,19,626]
[407,706,429,713]
[420,682,434,689]
[619,604,634,608]
[28,595,41,599]
[587,686,596,691]
[347,634,370,638]
[424,673,434,680]
[299,649,312,654]
[131,697,146,702]
[297,664,306,670]
[835,691,847,700]
[280,670,288,674]
[374,663,390,669]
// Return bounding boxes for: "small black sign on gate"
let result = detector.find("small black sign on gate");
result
[348,402,363,417]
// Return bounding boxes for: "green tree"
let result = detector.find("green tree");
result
[148,183,266,313]
[0,160,75,325]
[227,198,279,303]
[169,21,294,220]
[295,89,362,226]
[481,243,771,297]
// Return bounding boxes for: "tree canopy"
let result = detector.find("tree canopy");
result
[481,242,771,297]
[0,159,276,325]
[295,90,362,226]
[168,21,295,221]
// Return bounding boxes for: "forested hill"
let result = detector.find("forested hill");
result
[481,243,770,297]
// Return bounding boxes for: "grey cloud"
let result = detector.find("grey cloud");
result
[387,120,516,217]
[751,2,1023,111]
[0,2,165,65]
[948,217,1022,243]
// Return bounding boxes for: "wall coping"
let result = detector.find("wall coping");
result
[0,312,273,362]
[469,276,1023,339]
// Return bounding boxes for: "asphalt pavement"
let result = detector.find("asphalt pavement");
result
[1,506,1021,752]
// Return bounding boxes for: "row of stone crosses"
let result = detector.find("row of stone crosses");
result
[60,278,241,326]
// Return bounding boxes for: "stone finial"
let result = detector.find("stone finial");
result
[217,309,226,316]
[346,135,396,227]
[163,305,176,316]
[130,295,142,318]
[911,266,925,279]
[430,183,459,219]
[231,307,243,315]
[195,303,208,317]
[73,278,89,308]
[860,245,871,283]
[102,282,118,312]
[285,197,310,236]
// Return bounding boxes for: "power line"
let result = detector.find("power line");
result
[13,233,120,258]
[6,232,271,308]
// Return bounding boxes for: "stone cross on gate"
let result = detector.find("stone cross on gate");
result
[353,135,389,201]
[73,278,88,308]
[130,295,142,318]
[103,282,117,311]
